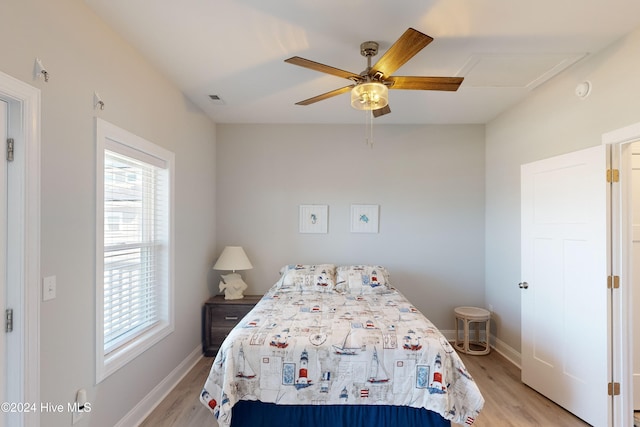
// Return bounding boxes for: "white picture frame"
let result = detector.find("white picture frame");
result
[350,204,379,233]
[299,204,328,233]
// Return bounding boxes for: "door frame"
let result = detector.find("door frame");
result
[603,121,640,427]
[0,70,41,427]
[627,143,640,411]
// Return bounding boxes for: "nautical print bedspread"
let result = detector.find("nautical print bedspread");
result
[200,279,484,426]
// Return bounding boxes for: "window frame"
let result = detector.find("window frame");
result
[95,118,175,383]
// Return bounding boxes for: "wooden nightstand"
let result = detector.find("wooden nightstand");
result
[203,295,262,357]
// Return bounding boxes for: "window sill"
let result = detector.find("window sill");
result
[96,321,173,383]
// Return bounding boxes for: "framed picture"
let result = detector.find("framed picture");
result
[350,204,379,233]
[299,204,328,233]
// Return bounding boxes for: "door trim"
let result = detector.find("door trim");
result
[603,122,640,427]
[0,70,41,427]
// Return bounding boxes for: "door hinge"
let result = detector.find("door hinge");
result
[607,168,619,183]
[607,275,620,289]
[6,138,14,162]
[608,382,620,396]
[5,308,13,333]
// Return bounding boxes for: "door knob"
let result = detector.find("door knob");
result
[518,282,529,289]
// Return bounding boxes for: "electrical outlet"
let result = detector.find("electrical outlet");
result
[42,276,56,301]
[488,304,494,312]
[72,389,87,424]
[72,409,82,425]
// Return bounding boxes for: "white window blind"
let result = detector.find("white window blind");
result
[96,118,174,382]
[103,149,168,353]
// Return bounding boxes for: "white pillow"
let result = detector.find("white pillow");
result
[275,264,336,293]
[336,265,391,294]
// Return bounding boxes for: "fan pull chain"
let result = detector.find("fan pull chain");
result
[364,110,374,148]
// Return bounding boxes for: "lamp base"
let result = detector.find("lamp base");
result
[219,273,248,300]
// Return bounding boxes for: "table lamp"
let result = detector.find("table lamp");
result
[213,246,253,300]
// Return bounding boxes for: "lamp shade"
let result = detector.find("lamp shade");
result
[213,246,253,271]
[351,82,389,111]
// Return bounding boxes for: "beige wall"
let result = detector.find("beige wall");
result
[485,26,640,354]
[0,0,217,426]
[216,123,486,330]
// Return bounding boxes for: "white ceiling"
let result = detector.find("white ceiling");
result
[85,0,640,125]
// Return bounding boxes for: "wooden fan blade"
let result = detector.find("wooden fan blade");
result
[294,85,354,105]
[372,105,391,118]
[386,76,463,91]
[370,28,433,79]
[285,57,362,81]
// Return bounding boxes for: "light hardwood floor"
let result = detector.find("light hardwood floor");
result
[451,352,589,427]
[140,350,590,427]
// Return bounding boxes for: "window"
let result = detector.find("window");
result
[96,119,174,382]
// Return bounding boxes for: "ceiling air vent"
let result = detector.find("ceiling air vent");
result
[208,94,225,105]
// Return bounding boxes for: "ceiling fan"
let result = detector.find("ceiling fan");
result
[284,28,464,118]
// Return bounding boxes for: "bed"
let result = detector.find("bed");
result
[200,264,484,426]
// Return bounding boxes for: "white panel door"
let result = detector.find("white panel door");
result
[631,146,640,410]
[0,99,7,427]
[521,145,609,426]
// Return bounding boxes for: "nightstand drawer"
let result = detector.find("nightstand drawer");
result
[203,295,262,357]
[209,305,254,324]
[209,327,233,346]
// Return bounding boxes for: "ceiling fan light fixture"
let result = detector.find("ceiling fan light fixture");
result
[350,82,388,111]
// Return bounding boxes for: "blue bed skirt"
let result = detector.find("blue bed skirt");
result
[230,400,451,427]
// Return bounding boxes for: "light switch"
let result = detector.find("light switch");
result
[43,276,56,301]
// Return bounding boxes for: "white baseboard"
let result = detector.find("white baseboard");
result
[442,329,521,369]
[115,345,203,427]
[491,336,521,368]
